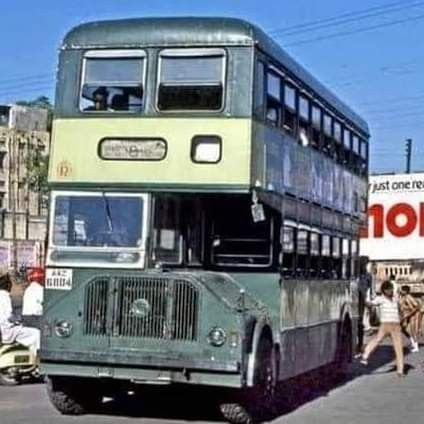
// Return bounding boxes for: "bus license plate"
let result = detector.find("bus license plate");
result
[46,269,73,291]
[14,355,30,364]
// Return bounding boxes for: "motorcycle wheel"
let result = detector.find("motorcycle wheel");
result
[0,369,20,386]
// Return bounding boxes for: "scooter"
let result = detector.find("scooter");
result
[0,342,39,385]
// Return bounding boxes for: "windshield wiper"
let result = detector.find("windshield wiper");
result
[102,192,114,233]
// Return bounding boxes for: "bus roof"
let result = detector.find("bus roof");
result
[63,17,369,134]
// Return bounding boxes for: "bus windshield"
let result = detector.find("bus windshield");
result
[51,194,146,249]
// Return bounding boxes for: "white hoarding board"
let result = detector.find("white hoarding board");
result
[360,173,424,260]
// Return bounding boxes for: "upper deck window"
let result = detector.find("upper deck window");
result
[80,50,145,113]
[299,96,310,121]
[157,49,225,111]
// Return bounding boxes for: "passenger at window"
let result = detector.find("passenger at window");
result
[85,86,109,111]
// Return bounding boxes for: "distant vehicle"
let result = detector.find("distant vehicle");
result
[0,342,39,385]
[42,17,369,424]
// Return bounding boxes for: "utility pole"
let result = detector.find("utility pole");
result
[405,138,412,174]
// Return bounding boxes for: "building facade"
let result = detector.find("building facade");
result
[0,105,50,271]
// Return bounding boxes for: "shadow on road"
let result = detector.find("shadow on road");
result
[86,344,406,423]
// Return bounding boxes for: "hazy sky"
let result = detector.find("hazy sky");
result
[1,0,423,173]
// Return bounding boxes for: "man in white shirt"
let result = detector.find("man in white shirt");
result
[22,267,44,326]
[0,273,40,356]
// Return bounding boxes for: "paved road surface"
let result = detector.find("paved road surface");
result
[1,342,423,424]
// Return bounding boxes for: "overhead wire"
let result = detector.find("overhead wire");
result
[282,13,424,47]
[269,0,424,37]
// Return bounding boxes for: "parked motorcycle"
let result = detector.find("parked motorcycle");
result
[0,342,39,385]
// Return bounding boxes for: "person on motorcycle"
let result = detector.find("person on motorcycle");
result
[0,273,40,356]
[22,267,44,328]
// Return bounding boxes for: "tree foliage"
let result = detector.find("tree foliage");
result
[16,96,52,197]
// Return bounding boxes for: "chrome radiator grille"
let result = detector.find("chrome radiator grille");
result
[83,276,200,342]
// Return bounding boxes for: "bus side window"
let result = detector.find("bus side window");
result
[310,232,320,278]
[311,104,322,150]
[351,239,359,278]
[296,229,309,278]
[343,127,352,168]
[323,114,333,158]
[299,95,311,147]
[281,225,296,278]
[152,196,184,265]
[254,61,266,119]
[359,139,368,176]
[321,234,332,279]
[283,83,297,135]
[333,120,343,164]
[332,236,342,279]
[266,71,282,127]
[352,134,361,175]
[342,238,351,279]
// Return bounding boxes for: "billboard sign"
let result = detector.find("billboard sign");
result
[360,173,424,260]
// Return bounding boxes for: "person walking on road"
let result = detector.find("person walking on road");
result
[399,285,421,353]
[358,280,404,377]
[22,267,44,328]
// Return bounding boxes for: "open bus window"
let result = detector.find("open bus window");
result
[266,71,282,126]
[321,234,332,279]
[298,95,311,146]
[296,229,309,277]
[80,54,145,112]
[284,83,297,134]
[158,51,225,111]
[342,238,351,279]
[323,114,333,157]
[332,236,342,279]
[333,121,344,164]
[211,201,273,268]
[310,232,320,278]
[311,105,322,150]
[281,225,296,278]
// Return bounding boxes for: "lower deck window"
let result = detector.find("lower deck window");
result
[211,200,274,268]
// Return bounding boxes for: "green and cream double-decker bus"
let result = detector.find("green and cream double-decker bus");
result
[42,17,369,423]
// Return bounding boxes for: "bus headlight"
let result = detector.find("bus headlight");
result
[55,320,73,338]
[207,327,227,347]
[191,136,222,163]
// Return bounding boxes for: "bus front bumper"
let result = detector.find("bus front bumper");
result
[40,349,243,388]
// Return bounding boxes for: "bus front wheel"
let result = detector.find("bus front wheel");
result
[46,376,103,415]
[220,337,276,424]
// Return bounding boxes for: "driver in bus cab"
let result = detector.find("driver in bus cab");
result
[0,273,40,357]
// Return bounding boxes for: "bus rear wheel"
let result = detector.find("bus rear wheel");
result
[46,376,103,415]
[220,337,276,424]
[334,320,352,379]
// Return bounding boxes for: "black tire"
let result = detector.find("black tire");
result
[220,403,253,424]
[46,376,103,415]
[334,320,352,379]
[220,337,276,424]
